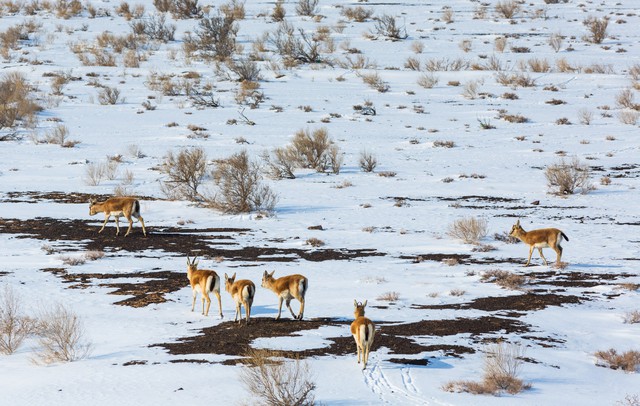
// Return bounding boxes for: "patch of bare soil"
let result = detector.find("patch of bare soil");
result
[401,253,523,265]
[526,270,637,288]
[156,316,525,364]
[0,191,157,204]
[412,293,583,313]
[0,217,383,262]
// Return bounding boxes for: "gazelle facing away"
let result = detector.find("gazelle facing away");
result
[351,300,375,370]
[89,197,147,237]
[261,271,308,320]
[509,220,569,267]
[186,256,223,318]
[224,273,255,324]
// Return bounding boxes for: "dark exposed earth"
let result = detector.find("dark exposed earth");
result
[1,191,635,366]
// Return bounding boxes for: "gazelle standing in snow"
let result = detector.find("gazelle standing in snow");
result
[509,219,569,267]
[224,273,255,324]
[351,300,375,370]
[89,196,147,237]
[186,256,223,318]
[261,270,308,320]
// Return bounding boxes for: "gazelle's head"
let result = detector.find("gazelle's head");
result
[186,256,199,274]
[224,272,236,292]
[261,270,276,288]
[509,220,524,238]
[353,299,368,318]
[89,199,98,216]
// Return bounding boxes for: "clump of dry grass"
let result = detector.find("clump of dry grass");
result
[480,270,527,290]
[377,291,400,302]
[448,217,488,244]
[545,156,592,195]
[305,237,324,247]
[444,342,530,395]
[594,349,640,372]
[0,285,36,355]
[240,347,317,406]
[623,311,640,324]
[34,303,92,364]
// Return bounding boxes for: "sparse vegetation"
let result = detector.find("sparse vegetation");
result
[594,349,640,372]
[0,285,35,355]
[160,147,208,201]
[448,216,488,244]
[34,303,92,364]
[545,157,592,195]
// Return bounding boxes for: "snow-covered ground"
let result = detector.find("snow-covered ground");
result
[1,0,639,404]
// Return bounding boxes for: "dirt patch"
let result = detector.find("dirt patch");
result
[0,191,158,204]
[527,270,636,288]
[0,217,383,263]
[412,293,584,312]
[401,253,524,265]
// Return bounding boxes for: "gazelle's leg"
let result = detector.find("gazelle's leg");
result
[124,215,133,237]
[213,290,223,318]
[555,245,563,265]
[276,297,283,320]
[234,302,240,322]
[191,290,197,312]
[114,216,120,235]
[99,215,111,233]
[298,298,305,320]
[203,293,211,316]
[137,215,147,236]
[286,298,296,319]
[538,248,548,266]
[525,246,534,266]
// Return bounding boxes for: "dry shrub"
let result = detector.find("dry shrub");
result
[0,71,41,129]
[377,291,400,301]
[448,216,488,244]
[583,16,609,44]
[549,32,563,52]
[359,150,378,173]
[616,89,640,110]
[450,289,465,297]
[544,157,591,195]
[0,285,36,355]
[480,270,526,290]
[262,147,297,179]
[494,37,507,52]
[271,0,285,22]
[208,150,278,214]
[84,251,105,261]
[494,0,520,19]
[373,14,407,40]
[34,303,92,364]
[342,6,373,22]
[433,140,454,148]
[578,108,594,125]
[60,255,86,266]
[220,0,245,20]
[295,0,318,17]
[617,394,640,406]
[417,73,438,89]
[528,58,550,73]
[55,0,83,19]
[359,72,389,93]
[160,147,207,201]
[444,342,530,395]
[184,12,238,61]
[618,109,640,125]
[291,128,336,172]
[305,237,324,247]
[623,311,640,324]
[240,348,317,406]
[594,349,640,372]
[97,86,123,105]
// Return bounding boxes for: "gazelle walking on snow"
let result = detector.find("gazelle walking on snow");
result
[186,256,223,318]
[89,197,147,237]
[351,300,375,370]
[261,271,308,320]
[224,273,255,324]
[509,219,569,267]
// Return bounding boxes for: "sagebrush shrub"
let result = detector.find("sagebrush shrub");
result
[208,150,278,214]
[595,349,640,372]
[0,71,41,129]
[545,157,591,195]
[583,16,609,44]
[448,217,488,244]
[0,285,35,355]
[240,348,317,406]
[160,147,208,201]
[35,303,92,364]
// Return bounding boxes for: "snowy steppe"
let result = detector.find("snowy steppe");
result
[1,0,639,405]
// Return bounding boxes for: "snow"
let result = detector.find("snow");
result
[1,0,639,404]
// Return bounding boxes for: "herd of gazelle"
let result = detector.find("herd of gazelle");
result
[88,197,569,368]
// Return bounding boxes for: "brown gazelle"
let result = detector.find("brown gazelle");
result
[224,273,255,324]
[261,271,308,320]
[509,219,569,267]
[186,256,223,318]
[89,197,147,237]
[351,300,375,370]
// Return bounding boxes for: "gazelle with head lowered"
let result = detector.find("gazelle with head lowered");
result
[351,300,375,370]
[186,256,223,318]
[261,271,308,320]
[89,197,147,237]
[509,219,569,267]
[224,273,255,324]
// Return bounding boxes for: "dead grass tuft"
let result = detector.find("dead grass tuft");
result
[594,349,640,372]
[448,216,488,244]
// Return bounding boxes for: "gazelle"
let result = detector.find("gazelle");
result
[351,300,375,370]
[261,271,308,320]
[89,197,147,237]
[186,256,223,318]
[509,219,569,267]
[224,273,255,324]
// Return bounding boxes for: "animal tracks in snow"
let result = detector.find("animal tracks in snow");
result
[364,361,428,405]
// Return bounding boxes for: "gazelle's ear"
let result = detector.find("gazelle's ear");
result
[363,300,367,307]
[187,256,190,265]
[269,270,275,277]
[354,299,358,307]
[231,272,236,280]
[263,270,268,277]
[516,219,520,226]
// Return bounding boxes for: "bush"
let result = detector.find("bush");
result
[545,157,592,195]
[359,150,378,173]
[480,270,527,290]
[184,12,238,61]
[494,0,520,19]
[373,14,407,40]
[240,348,317,406]
[448,217,488,244]
[268,21,323,65]
[444,342,530,395]
[0,285,35,355]
[295,0,318,17]
[160,147,208,201]
[595,349,640,372]
[583,16,609,44]
[34,303,92,364]
[208,150,277,214]
[291,128,335,172]
[0,71,41,130]
[97,86,123,105]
